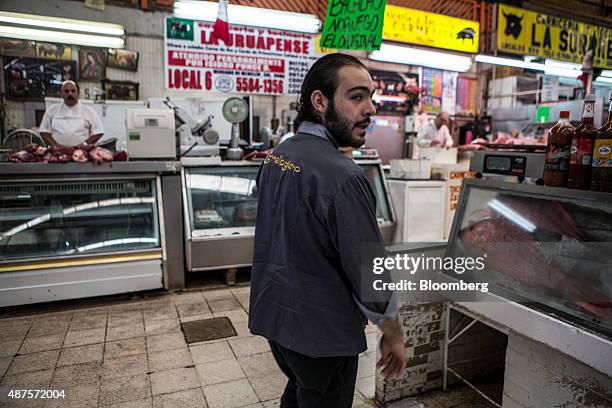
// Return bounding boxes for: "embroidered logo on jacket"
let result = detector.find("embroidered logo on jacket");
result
[264,153,301,173]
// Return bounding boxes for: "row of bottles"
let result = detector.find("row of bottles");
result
[543,92,612,191]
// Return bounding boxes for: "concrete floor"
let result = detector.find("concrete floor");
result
[0,286,378,408]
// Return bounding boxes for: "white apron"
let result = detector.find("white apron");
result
[50,105,90,147]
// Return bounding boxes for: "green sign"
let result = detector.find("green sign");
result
[129,132,141,141]
[320,0,386,51]
[166,18,194,41]
[536,106,550,124]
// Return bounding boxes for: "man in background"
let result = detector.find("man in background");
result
[416,111,454,148]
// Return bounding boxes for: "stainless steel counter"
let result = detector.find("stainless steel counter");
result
[0,161,182,176]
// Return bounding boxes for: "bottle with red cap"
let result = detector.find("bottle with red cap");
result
[543,110,574,187]
[567,95,597,189]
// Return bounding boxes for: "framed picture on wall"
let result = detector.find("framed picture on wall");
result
[78,47,106,81]
[107,49,139,72]
[0,39,35,57]
[102,80,139,100]
[3,57,77,100]
[36,42,72,60]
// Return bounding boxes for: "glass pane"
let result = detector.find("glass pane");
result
[0,179,160,261]
[186,166,259,231]
[451,185,612,335]
[360,164,392,222]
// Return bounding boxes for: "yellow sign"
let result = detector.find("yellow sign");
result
[382,6,479,53]
[314,34,336,55]
[497,4,612,69]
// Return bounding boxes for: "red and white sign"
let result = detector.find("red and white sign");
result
[164,18,320,95]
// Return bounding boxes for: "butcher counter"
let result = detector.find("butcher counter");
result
[376,179,612,406]
[0,161,185,307]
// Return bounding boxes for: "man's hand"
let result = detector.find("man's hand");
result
[377,318,407,379]
[430,139,441,147]
[40,132,58,147]
[377,335,407,379]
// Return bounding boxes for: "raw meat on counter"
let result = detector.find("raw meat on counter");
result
[7,143,128,164]
[460,215,612,319]
[8,150,37,162]
[72,148,88,163]
[89,147,114,165]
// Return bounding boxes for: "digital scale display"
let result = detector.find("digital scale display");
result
[484,155,526,175]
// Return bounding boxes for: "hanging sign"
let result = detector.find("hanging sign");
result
[164,17,320,95]
[382,6,479,53]
[320,0,386,51]
[497,4,612,69]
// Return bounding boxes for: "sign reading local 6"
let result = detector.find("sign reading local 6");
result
[382,6,479,53]
[497,4,612,69]
[164,17,320,95]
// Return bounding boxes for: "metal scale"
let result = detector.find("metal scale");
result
[469,145,546,183]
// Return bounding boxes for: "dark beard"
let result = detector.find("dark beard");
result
[324,100,365,148]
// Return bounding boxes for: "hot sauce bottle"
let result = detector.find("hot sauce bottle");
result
[543,110,574,187]
[568,95,597,190]
[591,91,612,192]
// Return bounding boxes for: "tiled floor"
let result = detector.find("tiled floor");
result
[0,286,379,408]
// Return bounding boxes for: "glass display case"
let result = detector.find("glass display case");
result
[447,178,612,338]
[359,162,393,224]
[0,169,168,307]
[183,159,396,272]
[185,165,258,238]
[183,161,260,272]
[0,178,160,261]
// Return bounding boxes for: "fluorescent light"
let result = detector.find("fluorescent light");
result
[543,66,580,78]
[173,0,321,34]
[544,59,581,70]
[369,44,472,72]
[0,11,125,48]
[595,76,612,84]
[0,25,124,48]
[476,54,535,69]
[476,55,580,78]
[0,11,124,36]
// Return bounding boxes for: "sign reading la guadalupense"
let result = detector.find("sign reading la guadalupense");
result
[164,17,320,95]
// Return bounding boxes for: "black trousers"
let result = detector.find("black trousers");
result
[268,340,359,408]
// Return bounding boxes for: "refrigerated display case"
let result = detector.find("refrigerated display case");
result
[0,162,183,306]
[182,156,396,273]
[182,159,259,272]
[356,159,396,242]
[447,178,612,339]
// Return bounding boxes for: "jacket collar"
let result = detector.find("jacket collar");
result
[297,121,339,149]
